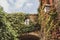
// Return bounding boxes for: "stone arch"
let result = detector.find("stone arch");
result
[19,34,40,40]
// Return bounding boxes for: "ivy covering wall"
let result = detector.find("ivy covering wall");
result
[38,3,59,40]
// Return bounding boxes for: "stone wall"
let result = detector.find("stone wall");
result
[28,14,38,24]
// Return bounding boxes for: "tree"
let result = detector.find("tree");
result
[0,6,36,40]
[0,6,18,40]
[0,6,3,12]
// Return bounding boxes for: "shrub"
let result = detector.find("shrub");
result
[0,7,35,40]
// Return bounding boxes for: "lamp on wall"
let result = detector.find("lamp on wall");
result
[44,4,51,13]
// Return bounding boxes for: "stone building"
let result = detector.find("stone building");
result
[39,0,60,40]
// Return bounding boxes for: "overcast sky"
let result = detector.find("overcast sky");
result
[0,0,39,14]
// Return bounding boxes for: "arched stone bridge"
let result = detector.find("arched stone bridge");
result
[19,31,41,40]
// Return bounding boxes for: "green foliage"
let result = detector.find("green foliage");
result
[6,13,25,33]
[6,13,35,33]
[0,6,3,12]
[0,6,18,40]
[0,7,35,40]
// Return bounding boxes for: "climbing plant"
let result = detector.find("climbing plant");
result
[38,5,58,40]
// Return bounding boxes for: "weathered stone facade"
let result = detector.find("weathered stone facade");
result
[39,0,60,40]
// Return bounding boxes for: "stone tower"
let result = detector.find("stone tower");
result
[38,0,60,40]
[38,0,56,28]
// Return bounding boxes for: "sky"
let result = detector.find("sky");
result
[0,0,39,14]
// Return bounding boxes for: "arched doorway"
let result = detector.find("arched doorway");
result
[19,35,40,40]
